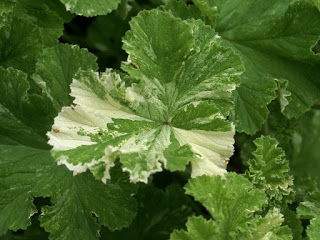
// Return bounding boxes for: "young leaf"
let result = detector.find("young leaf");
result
[171,216,218,240]
[171,174,292,239]
[297,191,320,240]
[60,0,121,17]
[191,0,320,134]
[245,136,295,207]
[48,10,244,183]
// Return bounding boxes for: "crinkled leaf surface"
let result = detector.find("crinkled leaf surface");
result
[245,136,294,207]
[171,173,270,239]
[0,17,43,74]
[32,43,98,114]
[191,0,320,134]
[48,10,243,183]
[60,0,121,17]
[244,208,292,240]
[0,67,137,239]
[0,0,15,27]
[297,191,320,240]
[171,174,292,239]
[170,216,218,240]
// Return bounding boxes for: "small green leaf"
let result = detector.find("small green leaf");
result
[171,216,218,240]
[184,173,267,238]
[60,0,121,17]
[297,191,320,240]
[245,136,295,207]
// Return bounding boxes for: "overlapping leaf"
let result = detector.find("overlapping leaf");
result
[166,0,320,134]
[0,55,137,239]
[32,43,98,114]
[48,10,244,183]
[171,173,291,239]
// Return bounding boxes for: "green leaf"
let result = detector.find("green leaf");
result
[171,216,218,240]
[0,67,52,149]
[160,0,208,24]
[245,136,294,207]
[0,0,15,27]
[283,208,303,240]
[60,0,121,17]
[0,17,43,74]
[171,174,292,239]
[245,208,292,240]
[102,184,196,240]
[49,10,244,183]
[11,0,66,46]
[291,109,320,194]
[1,216,48,240]
[0,146,137,239]
[297,191,320,240]
[183,173,267,238]
[191,0,320,134]
[32,43,98,114]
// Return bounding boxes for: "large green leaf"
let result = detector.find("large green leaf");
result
[60,0,121,17]
[190,0,320,134]
[0,66,137,239]
[48,10,244,183]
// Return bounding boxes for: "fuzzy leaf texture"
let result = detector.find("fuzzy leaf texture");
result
[245,136,295,207]
[179,0,320,134]
[48,10,244,183]
[0,64,137,238]
[297,191,320,240]
[170,173,292,239]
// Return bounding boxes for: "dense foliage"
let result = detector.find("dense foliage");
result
[0,0,319,239]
